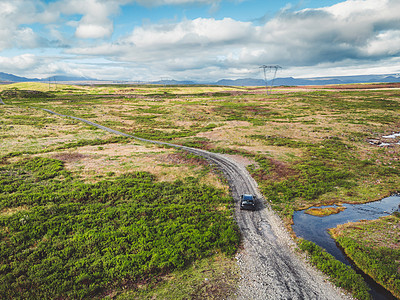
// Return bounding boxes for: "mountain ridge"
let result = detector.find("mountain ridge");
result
[1,71,399,86]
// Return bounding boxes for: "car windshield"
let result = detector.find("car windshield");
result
[243,195,253,201]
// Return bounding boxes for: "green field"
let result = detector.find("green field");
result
[1,82,399,298]
[0,157,239,299]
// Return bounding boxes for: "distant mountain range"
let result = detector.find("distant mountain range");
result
[151,79,196,85]
[1,71,400,86]
[0,72,39,82]
[215,74,400,86]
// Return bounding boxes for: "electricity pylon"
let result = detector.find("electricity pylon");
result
[260,65,282,95]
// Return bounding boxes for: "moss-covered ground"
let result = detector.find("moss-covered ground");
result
[330,214,400,298]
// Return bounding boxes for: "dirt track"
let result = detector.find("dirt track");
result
[41,108,350,299]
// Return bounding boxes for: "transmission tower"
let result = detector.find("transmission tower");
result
[48,76,58,91]
[260,65,282,95]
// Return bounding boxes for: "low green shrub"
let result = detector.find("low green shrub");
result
[0,158,239,299]
[298,239,371,300]
[336,236,400,299]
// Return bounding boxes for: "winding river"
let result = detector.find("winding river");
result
[292,195,400,299]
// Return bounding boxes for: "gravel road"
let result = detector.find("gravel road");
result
[41,108,350,299]
[0,97,4,105]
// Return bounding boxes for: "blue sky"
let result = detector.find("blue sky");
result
[0,0,400,81]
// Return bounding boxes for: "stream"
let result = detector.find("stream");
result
[292,195,400,299]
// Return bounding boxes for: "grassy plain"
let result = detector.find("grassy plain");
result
[1,82,400,298]
[4,83,399,210]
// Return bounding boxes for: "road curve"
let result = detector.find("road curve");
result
[41,108,349,299]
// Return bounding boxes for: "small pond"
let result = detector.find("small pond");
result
[292,195,400,300]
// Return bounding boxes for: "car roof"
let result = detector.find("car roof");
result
[242,194,254,200]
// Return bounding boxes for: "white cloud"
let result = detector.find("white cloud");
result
[235,0,400,67]
[0,0,233,47]
[75,22,114,39]
[127,17,252,47]
[0,1,47,50]
[16,28,44,49]
[63,0,400,80]
[48,0,121,39]
[322,0,387,19]
[134,0,221,6]
[0,0,125,44]
[0,54,39,70]
[48,0,223,39]
[363,30,400,56]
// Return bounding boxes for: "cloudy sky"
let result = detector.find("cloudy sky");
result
[1,0,400,81]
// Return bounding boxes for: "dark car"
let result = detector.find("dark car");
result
[240,194,256,210]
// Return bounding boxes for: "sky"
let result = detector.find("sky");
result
[0,0,400,82]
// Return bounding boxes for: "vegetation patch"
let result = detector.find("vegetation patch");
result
[51,152,89,163]
[162,151,209,167]
[0,136,130,163]
[116,253,239,300]
[330,216,400,298]
[0,157,239,299]
[247,133,400,219]
[1,89,53,99]
[250,144,353,217]
[248,156,297,183]
[305,206,346,217]
[179,137,214,151]
[298,239,371,300]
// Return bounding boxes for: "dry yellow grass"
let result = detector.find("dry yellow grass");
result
[0,98,229,191]
[0,206,29,217]
[0,106,109,156]
[43,143,226,190]
[305,206,346,217]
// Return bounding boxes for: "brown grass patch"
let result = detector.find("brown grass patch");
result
[52,152,89,162]
[161,152,209,167]
[0,206,28,217]
[41,143,227,191]
[253,158,297,182]
[305,206,346,217]
[223,154,256,167]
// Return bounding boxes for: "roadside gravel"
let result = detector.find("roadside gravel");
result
[225,155,352,300]
[41,108,352,299]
